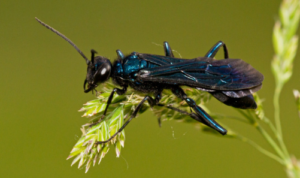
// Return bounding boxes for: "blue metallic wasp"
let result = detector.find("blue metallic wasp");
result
[36,18,264,143]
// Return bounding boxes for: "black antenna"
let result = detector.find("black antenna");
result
[35,17,90,65]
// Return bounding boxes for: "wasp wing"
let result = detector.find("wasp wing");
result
[137,53,186,66]
[137,55,263,91]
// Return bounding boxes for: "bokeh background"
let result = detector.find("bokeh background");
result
[1,0,300,177]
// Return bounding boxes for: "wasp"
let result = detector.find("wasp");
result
[36,18,263,143]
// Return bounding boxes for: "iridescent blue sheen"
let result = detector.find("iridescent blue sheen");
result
[206,42,223,58]
[116,49,125,59]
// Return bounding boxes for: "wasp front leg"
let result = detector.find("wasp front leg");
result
[103,85,128,116]
[89,86,128,127]
[97,91,162,144]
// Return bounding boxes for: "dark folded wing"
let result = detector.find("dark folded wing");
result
[137,56,264,91]
[137,53,186,66]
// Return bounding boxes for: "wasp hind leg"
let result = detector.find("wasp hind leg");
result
[157,104,205,123]
[205,41,229,59]
[171,86,227,135]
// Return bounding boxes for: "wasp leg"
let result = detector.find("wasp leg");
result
[116,49,125,60]
[205,41,229,59]
[157,104,205,123]
[171,86,227,135]
[96,94,160,144]
[163,41,174,57]
[103,85,128,116]
[89,86,128,127]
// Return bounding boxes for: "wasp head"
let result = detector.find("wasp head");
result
[84,50,112,93]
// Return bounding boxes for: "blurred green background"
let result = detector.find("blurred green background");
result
[1,0,300,177]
